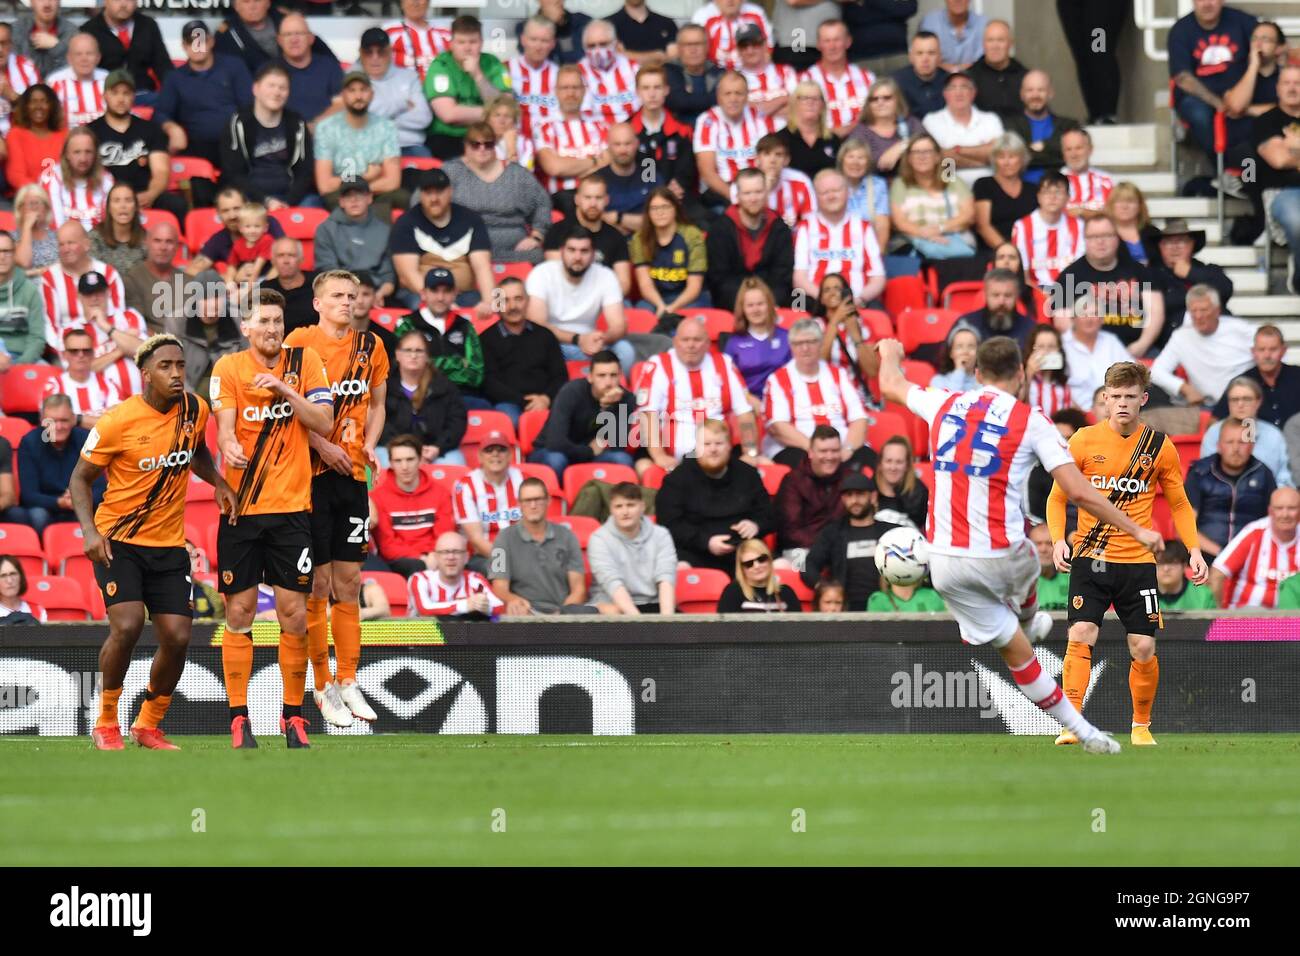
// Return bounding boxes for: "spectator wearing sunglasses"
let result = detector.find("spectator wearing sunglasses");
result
[716,538,802,613]
[443,122,552,264]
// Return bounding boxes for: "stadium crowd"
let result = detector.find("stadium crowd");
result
[1,0,1300,623]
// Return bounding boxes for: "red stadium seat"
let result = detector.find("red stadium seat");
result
[942,280,985,314]
[24,576,90,621]
[517,408,549,456]
[204,521,220,569]
[915,460,935,498]
[185,471,216,501]
[639,464,667,490]
[895,307,959,355]
[885,401,929,459]
[362,571,409,617]
[858,308,894,342]
[1151,494,1174,540]
[756,462,789,497]
[884,275,930,316]
[425,463,469,491]
[0,523,45,577]
[775,567,814,604]
[552,515,600,549]
[1,364,62,414]
[0,417,33,446]
[184,207,224,254]
[902,359,936,387]
[461,411,518,467]
[187,500,221,534]
[168,156,218,192]
[566,359,590,380]
[1173,435,1201,476]
[0,211,14,232]
[865,410,911,451]
[371,306,405,331]
[490,261,532,282]
[678,307,735,341]
[270,206,328,239]
[42,523,88,574]
[400,156,441,170]
[676,567,730,613]
[68,562,106,620]
[517,461,563,516]
[623,307,658,335]
[562,462,638,507]
[140,208,181,236]
[776,307,810,329]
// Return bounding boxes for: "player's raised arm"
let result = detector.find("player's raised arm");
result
[1050,461,1165,556]
[69,456,111,567]
[875,338,913,406]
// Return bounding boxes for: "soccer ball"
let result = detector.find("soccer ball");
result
[874,527,930,587]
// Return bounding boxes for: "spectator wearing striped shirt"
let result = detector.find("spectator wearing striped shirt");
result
[734,22,795,129]
[794,169,886,307]
[41,221,124,330]
[42,126,114,231]
[408,531,502,618]
[1211,488,1300,609]
[694,71,776,211]
[1010,171,1084,291]
[508,16,560,140]
[1060,127,1114,219]
[0,22,41,153]
[45,34,108,130]
[453,436,524,565]
[47,326,120,428]
[383,0,451,84]
[578,20,639,126]
[534,64,611,199]
[799,21,875,139]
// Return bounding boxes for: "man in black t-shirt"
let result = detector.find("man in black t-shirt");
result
[542,175,633,297]
[606,0,678,69]
[88,70,189,223]
[801,472,900,609]
[259,238,318,335]
[1253,64,1300,294]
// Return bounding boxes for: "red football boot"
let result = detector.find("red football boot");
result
[231,715,258,749]
[281,716,311,749]
[130,727,181,750]
[92,726,124,750]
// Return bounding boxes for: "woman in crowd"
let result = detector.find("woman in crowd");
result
[716,539,802,613]
[4,84,66,191]
[1104,181,1159,265]
[380,331,468,467]
[0,555,46,623]
[973,133,1036,250]
[990,240,1039,318]
[814,272,874,398]
[486,95,534,171]
[629,187,708,317]
[43,127,114,230]
[777,82,842,179]
[89,183,147,277]
[12,184,58,272]
[1022,324,1075,417]
[837,139,891,246]
[845,77,920,178]
[930,326,979,392]
[724,276,790,408]
[889,134,975,260]
[442,122,551,264]
[873,436,929,531]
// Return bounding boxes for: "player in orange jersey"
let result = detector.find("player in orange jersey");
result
[1047,361,1207,747]
[69,334,238,751]
[284,270,389,727]
[210,288,334,749]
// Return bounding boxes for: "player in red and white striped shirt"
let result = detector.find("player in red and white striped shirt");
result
[793,170,885,305]
[636,317,757,469]
[41,226,125,329]
[873,336,1164,754]
[509,19,561,139]
[408,530,505,617]
[691,0,772,70]
[578,22,640,125]
[534,64,610,194]
[46,33,108,127]
[383,0,451,81]
[46,327,122,425]
[1010,173,1083,289]
[1,46,40,136]
[1211,490,1300,609]
[453,435,524,564]
[48,271,146,398]
[800,22,875,136]
[735,29,796,129]
[762,320,869,464]
[41,128,114,230]
[693,72,777,200]
[1061,128,1114,217]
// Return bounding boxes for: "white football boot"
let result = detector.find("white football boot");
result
[339,680,377,722]
[314,681,354,728]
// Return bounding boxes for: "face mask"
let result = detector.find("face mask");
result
[588,48,615,71]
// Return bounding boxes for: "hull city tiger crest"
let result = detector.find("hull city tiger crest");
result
[105,582,117,597]
[1073,595,1084,610]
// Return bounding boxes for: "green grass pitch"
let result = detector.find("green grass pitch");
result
[6,734,1300,865]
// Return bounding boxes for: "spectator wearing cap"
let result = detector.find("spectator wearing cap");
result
[530,349,637,478]
[87,70,190,224]
[920,0,988,74]
[164,269,244,392]
[313,69,407,217]
[12,0,80,78]
[801,470,901,608]
[389,166,495,317]
[480,276,567,427]
[588,481,678,615]
[219,62,317,210]
[58,269,147,399]
[274,12,343,129]
[423,15,511,160]
[489,477,596,616]
[443,121,552,264]
[966,20,1028,119]
[921,71,1004,186]
[392,267,488,408]
[1146,219,1233,341]
[80,0,173,102]
[155,20,254,167]
[313,179,397,305]
[16,393,105,536]
[356,26,434,159]
[773,424,852,567]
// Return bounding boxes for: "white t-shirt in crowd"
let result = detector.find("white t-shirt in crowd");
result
[524,260,624,338]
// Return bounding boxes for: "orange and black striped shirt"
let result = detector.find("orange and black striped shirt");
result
[80,392,209,548]
[1047,421,1198,564]
[284,325,389,481]
[209,346,332,516]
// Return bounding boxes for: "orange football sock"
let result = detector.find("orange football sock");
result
[1130,655,1159,726]
[279,632,308,706]
[1062,641,1092,713]
[306,597,330,692]
[332,601,361,683]
[97,687,123,729]
[221,629,253,708]
[133,688,172,730]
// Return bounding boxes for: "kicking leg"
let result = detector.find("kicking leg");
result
[996,629,1118,755]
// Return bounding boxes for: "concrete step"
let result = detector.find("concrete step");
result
[1147,197,1253,218]
[1229,295,1300,318]
[1272,321,1300,344]
[1113,171,1177,195]
[1086,124,1160,170]
[1225,271,1268,293]
[1200,246,1260,268]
